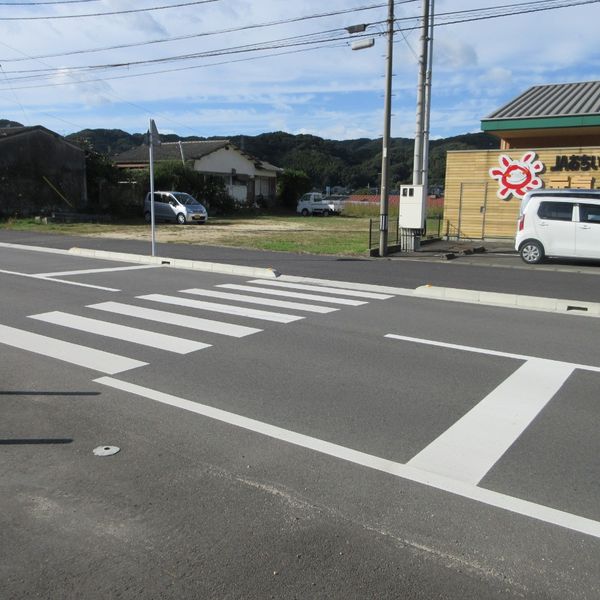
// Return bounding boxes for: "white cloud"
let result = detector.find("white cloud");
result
[0,0,598,139]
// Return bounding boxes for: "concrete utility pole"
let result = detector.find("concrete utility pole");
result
[378,0,394,257]
[422,0,435,195]
[412,0,430,187]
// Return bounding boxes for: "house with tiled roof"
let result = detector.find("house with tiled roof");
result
[443,81,600,239]
[113,139,282,205]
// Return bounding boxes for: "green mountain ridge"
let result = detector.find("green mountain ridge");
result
[65,128,498,189]
[1,120,498,189]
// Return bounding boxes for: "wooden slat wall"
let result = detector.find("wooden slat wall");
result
[444,146,600,239]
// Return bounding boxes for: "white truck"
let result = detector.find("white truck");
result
[296,192,342,216]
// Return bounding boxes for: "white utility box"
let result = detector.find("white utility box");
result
[398,184,425,229]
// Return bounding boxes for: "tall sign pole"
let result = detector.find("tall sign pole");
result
[148,119,160,257]
[378,0,394,257]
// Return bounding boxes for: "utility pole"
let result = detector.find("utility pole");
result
[378,0,394,257]
[422,0,435,195]
[412,0,430,186]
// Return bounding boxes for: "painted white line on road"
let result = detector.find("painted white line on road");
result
[0,268,120,292]
[0,242,73,255]
[180,288,338,314]
[29,311,210,354]
[95,376,600,539]
[246,279,393,300]
[87,302,262,338]
[89,302,261,338]
[407,359,575,484]
[138,294,304,324]
[35,264,160,278]
[0,324,146,374]
[217,284,366,306]
[384,334,600,373]
[276,274,414,296]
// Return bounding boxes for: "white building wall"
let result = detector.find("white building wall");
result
[194,147,256,176]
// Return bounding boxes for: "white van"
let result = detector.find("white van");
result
[144,191,208,224]
[515,189,600,263]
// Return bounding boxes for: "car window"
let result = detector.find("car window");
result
[537,201,574,221]
[579,203,600,223]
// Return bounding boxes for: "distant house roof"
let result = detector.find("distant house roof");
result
[481,81,600,132]
[0,125,83,151]
[113,139,282,173]
[113,140,230,164]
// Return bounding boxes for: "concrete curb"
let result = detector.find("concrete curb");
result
[68,247,280,279]
[414,285,600,316]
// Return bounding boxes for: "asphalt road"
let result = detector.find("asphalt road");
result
[2,229,600,301]
[1,238,599,599]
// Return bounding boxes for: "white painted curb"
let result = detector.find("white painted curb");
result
[414,285,600,316]
[68,247,280,279]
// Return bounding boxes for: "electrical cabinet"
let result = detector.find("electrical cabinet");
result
[398,184,425,229]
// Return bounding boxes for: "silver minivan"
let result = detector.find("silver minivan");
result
[144,191,208,225]
[516,189,600,263]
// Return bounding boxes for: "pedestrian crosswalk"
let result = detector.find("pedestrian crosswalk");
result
[0,278,395,375]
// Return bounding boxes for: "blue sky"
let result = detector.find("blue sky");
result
[0,0,599,140]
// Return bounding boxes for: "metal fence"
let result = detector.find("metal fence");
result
[368,215,443,251]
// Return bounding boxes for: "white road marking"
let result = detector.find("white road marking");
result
[29,311,210,354]
[247,279,393,300]
[406,359,575,484]
[217,284,366,306]
[138,294,304,324]
[0,324,146,374]
[384,334,600,373]
[180,288,338,314]
[89,302,261,338]
[95,376,600,539]
[0,268,120,292]
[35,265,160,278]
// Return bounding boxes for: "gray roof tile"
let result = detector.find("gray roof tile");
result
[484,81,600,120]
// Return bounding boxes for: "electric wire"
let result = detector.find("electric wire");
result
[0,0,219,20]
[1,0,596,85]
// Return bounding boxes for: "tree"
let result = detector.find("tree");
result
[277,169,312,210]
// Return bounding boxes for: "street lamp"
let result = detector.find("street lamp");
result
[348,0,394,257]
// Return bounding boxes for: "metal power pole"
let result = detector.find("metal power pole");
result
[412,0,430,186]
[378,0,394,257]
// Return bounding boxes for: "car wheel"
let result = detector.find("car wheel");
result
[520,240,544,264]
[144,212,151,223]
[301,208,310,216]
[176,213,186,225]
[322,209,329,217]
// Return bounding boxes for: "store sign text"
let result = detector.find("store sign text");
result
[550,154,600,172]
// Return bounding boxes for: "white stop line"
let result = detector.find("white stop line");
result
[95,335,600,540]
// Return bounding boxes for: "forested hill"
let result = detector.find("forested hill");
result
[64,128,499,189]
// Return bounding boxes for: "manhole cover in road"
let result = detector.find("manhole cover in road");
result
[93,445,120,457]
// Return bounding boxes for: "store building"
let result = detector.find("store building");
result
[443,81,600,239]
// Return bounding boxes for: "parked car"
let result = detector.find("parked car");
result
[144,191,208,224]
[515,189,600,263]
[296,192,342,216]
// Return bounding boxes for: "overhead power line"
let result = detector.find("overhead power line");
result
[0,1,413,63]
[0,0,218,20]
[0,0,597,91]
[0,1,101,5]
[1,0,596,82]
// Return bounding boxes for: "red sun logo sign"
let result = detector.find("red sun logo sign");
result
[489,152,544,200]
